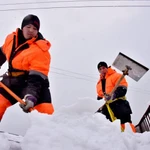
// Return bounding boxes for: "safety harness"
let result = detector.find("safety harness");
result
[8,34,29,77]
[101,78,126,122]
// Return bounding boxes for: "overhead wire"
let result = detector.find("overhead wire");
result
[50,66,150,94]
[0,0,150,11]
[50,66,97,82]
[0,5,150,12]
[51,66,98,79]
[128,87,150,95]
[50,71,97,82]
[1,0,150,6]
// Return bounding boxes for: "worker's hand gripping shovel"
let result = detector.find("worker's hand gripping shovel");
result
[0,81,34,112]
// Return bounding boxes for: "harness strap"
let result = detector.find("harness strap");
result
[8,71,26,77]
[101,78,106,95]
[99,77,126,122]
[106,103,117,122]
[106,96,126,104]
[105,96,126,122]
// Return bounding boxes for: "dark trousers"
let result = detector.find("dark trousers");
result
[100,99,132,124]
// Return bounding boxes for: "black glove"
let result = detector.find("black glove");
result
[97,96,103,100]
[113,86,127,99]
[20,94,37,113]
[104,94,111,101]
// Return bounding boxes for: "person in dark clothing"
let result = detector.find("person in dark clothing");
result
[0,14,54,121]
[96,61,136,132]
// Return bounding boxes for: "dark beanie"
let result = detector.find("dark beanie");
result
[21,14,40,31]
[97,61,108,69]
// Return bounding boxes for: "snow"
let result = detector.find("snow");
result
[0,98,150,150]
[0,134,10,150]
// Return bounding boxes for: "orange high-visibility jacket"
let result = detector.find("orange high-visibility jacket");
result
[1,28,51,76]
[96,67,128,98]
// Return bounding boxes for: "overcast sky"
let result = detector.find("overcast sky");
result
[0,0,150,126]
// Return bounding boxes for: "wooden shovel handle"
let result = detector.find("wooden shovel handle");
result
[0,82,33,111]
[0,82,25,104]
[109,74,125,96]
[109,66,130,96]
[97,74,126,112]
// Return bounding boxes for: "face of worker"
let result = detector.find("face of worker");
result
[22,24,38,40]
[98,66,108,76]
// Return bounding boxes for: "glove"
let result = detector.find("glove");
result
[97,96,103,100]
[104,94,111,101]
[20,94,37,113]
[113,86,127,99]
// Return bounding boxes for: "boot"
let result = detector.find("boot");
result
[121,124,125,132]
[129,123,136,133]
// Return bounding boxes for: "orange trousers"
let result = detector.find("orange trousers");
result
[0,94,12,120]
[0,94,54,121]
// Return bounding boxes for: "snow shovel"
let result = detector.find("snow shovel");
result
[112,52,149,82]
[109,52,148,98]
[110,52,149,97]
[0,81,33,112]
[97,52,149,112]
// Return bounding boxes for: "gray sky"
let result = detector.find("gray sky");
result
[0,0,150,125]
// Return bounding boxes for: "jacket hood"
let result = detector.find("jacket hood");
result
[36,39,51,52]
[35,32,51,52]
[13,28,51,52]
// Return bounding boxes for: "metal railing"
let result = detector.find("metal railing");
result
[135,105,150,133]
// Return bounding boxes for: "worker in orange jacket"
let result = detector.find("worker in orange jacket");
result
[0,14,54,120]
[96,61,136,132]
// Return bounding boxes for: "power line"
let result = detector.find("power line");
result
[0,0,150,11]
[128,87,150,95]
[51,70,150,94]
[51,66,98,79]
[1,0,150,6]
[0,5,150,12]
[50,67,150,94]
[50,71,97,82]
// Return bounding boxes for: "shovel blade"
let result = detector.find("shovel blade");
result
[112,52,149,81]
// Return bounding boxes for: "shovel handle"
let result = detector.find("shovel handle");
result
[0,82,33,111]
[98,74,126,112]
[109,66,130,96]
[109,74,125,96]
[0,82,25,104]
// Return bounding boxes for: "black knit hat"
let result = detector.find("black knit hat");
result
[21,14,40,31]
[97,61,108,69]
